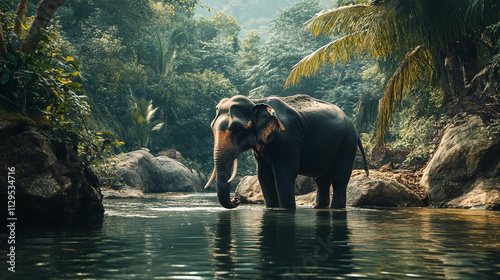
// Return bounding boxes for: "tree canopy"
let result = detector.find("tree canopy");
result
[286,0,500,146]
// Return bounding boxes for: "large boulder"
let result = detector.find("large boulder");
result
[235,170,423,207]
[157,156,206,192]
[346,170,423,207]
[106,150,205,193]
[235,176,263,204]
[420,115,500,209]
[0,116,104,224]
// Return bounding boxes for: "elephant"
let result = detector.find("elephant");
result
[204,94,369,209]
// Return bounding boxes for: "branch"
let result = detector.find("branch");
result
[19,0,68,54]
[0,23,7,59]
[14,0,29,36]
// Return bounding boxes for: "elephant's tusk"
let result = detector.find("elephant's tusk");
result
[227,158,238,183]
[204,167,216,189]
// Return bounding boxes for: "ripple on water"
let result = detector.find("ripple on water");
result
[6,196,500,280]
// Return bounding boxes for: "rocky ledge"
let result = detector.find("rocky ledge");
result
[0,115,104,224]
[420,115,500,210]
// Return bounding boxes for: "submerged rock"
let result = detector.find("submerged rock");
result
[106,150,205,193]
[420,115,500,210]
[0,117,104,224]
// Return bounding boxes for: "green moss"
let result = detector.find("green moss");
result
[0,111,37,128]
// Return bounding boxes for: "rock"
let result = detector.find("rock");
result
[295,176,317,195]
[157,149,184,159]
[157,156,205,192]
[235,175,318,204]
[296,192,317,207]
[0,118,104,224]
[370,147,410,169]
[420,115,500,209]
[108,150,205,193]
[235,170,423,208]
[347,170,424,207]
[112,150,163,192]
[235,176,264,204]
[101,187,145,199]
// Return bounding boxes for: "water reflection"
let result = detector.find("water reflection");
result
[1,196,499,280]
[211,211,237,279]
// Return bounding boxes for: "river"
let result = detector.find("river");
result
[2,193,500,279]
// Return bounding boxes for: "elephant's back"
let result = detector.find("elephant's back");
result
[279,94,328,111]
[277,94,342,115]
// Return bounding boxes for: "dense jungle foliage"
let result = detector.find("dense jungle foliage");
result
[1,0,499,175]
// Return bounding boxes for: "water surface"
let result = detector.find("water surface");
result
[2,194,500,279]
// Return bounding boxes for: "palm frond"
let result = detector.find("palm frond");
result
[157,33,164,75]
[146,106,158,121]
[305,4,372,37]
[285,31,366,87]
[375,45,433,147]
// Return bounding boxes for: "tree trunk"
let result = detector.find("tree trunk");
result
[0,23,7,59]
[460,36,479,87]
[19,0,68,54]
[444,43,465,98]
[435,51,454,109]
[14,0,29,36]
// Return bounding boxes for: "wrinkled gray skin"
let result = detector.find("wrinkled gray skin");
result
[207,94,369,209]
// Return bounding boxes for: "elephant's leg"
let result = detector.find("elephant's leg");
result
[330,172,351,209]
[330,136,357,209]
[257,159,279,208]
[272,164,297,209]
[314,175,331,209]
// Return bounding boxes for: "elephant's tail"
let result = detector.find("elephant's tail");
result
[358,138,369,176]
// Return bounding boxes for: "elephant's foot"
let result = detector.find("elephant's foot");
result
[314,204,329,209]
[330,195,346,209]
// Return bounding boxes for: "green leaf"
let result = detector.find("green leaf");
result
[112,140,125,147]
[66,57,80,70]
[35,62,54,70]
[13,70,37,80]
[6,53,18,66]
[64,82,83,90]
[1,69,12,84]
[96,131,114,136]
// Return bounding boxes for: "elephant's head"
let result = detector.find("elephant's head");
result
[205,95,285,209]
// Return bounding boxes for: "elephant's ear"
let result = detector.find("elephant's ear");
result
[253,104,285,148]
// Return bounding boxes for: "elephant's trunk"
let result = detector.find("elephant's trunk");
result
[206,130,241,209]
[215,158,240,209]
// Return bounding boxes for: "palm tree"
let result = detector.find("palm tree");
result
[19,0,68,54]
[157,27,187,76]
[130,98,164,148]
[286,0,500,147]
